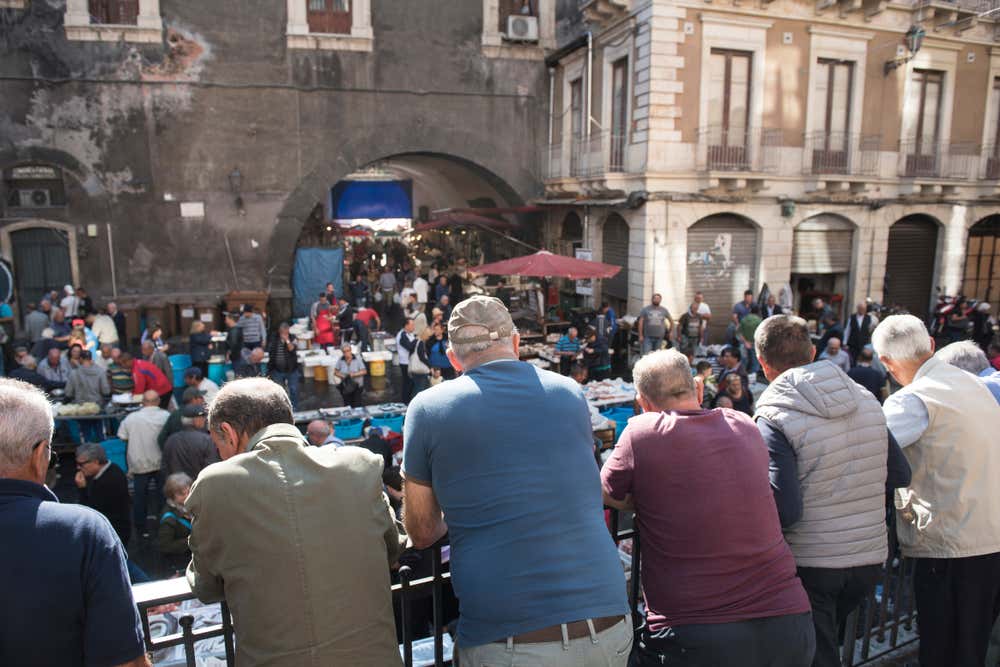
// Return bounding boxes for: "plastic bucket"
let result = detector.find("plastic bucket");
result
[335,418,365,440]
[314,364,328,383]
[208,362,226,385]
[369,359,386,377]
[101,438,128,474]
[370,414,404,434]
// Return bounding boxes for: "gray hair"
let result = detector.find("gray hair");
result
[77,442,108,464]
[935,340,990,375]
[0,379,54,472]
[872,314,932,362]
[164,472,193,499]
[20,355,38,370]
[208,377,293,440]
[448,324,516,364]
[632,349,696,409]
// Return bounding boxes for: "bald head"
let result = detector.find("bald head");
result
[305,420,332,447]
[141,340,154,356]
[632,349,698,411]
[142,390,160,407]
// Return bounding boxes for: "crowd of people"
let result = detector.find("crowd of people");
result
[3,265,1000,667]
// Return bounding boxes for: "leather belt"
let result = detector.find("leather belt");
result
[495,615,622,644]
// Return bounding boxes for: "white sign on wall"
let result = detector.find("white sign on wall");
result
[575,248,593,296]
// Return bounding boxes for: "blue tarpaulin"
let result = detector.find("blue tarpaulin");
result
[328,180,413,220]
[292,247,344,318]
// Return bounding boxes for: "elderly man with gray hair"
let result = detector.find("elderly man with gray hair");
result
[0,379,148,667]
[601,349,814,666]
[934,339,1000,404]
[753,314,910,667]
[403,295,631,666]
[186,377,402,667]
[873,314,1000,667]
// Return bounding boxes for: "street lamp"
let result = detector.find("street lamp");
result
[884,26,925,75]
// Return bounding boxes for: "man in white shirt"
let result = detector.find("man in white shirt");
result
[693,291,712,344]
[873,315,1000,667]
[86,311,120,346]
[59,285,81,318]
[396,318,417,402]
[117,390,170,536]
[184,367,220,405]
[413,274,429,314]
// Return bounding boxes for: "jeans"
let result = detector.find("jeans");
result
[913,552,1000,667]
[796,565,881,667]
[411,373,430,396]
[459,617,632,667]
[641,337,663,356]
[629,612,814,667]
[399,364,413,403]
[132,471,163,535]
[269,369,300,410]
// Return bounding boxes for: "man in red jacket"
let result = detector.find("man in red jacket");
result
[120,352,173,409]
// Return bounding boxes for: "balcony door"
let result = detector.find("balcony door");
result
[707,49,752,170]
[987,78,1000,179]
[609,57,629,172]
[88,0,138,25]
[903,69,944,177]
[812,59,854,173]
[569,78,583,176]
[307,0,351,34]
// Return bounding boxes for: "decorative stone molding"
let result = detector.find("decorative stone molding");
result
[286,0,373,52]
[64,0,163,43]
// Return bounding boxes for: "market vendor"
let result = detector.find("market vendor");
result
[555,327,582,376]
[582,328,611,381]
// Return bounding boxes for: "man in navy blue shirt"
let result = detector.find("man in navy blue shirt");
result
[403,296,631,666]
[0,378,148,667]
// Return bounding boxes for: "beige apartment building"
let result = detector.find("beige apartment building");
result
[541,0,1000,336]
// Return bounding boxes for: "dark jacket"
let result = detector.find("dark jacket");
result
[158,501,192,572]
[78,463,132,546]
[189,332,213,364]
[848,364,886,404]
[163,427,219,480]
[111,311,127,347]
[226,326,243,364]
[158,409,184,449]
[9,366,58,392]
[845,314,873,354]
[266,334,300,374]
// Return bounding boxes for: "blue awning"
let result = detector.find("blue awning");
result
[328,179,413,221]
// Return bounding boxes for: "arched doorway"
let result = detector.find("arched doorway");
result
[2,222,76,313]
[601,214,629,312]
[791,214,855,320]
[686,214,759,341]
[561,212,583,246]
[885,215,939,320]
[963,215,1000,304]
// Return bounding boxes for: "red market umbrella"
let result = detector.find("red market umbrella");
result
[471,250,622,280]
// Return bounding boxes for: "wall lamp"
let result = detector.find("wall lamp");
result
[884,26,925,75]
[228,167,245,215]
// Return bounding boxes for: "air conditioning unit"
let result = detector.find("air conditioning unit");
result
[17,189,52,208]
[506,14,539,42]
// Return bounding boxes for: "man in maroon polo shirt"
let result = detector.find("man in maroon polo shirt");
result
[602,349,815,666]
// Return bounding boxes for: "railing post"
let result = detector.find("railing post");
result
[399,566,413,667]
[432,546,444,667]
[178,614,197,667]
[221,601,236,666]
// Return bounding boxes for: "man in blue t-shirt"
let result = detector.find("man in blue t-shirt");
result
[0,379,148,667]
[403,296,631,666]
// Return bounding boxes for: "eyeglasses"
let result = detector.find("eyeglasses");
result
[75,459,92,469]
[33,440,58,470]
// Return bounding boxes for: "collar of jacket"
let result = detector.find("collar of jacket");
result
[246,423,307,453]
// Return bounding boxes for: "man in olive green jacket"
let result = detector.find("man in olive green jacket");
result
[187,377,403,667]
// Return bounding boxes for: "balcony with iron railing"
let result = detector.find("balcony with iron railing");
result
[695,126,783,174]
[898,140,980,180]
[803,132,882,177]
[132,509,918,667]
[542,131,646,181]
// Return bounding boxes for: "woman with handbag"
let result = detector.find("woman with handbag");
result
[334,344,367,407]
[408,329,433,397]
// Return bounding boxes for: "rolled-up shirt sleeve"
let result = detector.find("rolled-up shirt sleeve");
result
[601,432,635,502]
[883,392,929,449]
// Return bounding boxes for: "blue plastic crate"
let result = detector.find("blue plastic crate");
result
[370,414,404,434]
[335,418,365,440]
[100,438,128,475]
[600,407,636,442]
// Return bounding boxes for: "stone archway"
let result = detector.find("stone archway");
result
[268,130,539,290]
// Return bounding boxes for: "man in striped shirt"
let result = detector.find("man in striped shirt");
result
[236,304,266,350]
[555,327,582,376]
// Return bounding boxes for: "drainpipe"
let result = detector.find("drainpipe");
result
[586,31,594,144]
[106,223,118,298]
[547,66,555,176]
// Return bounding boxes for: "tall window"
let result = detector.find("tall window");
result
[707,49,752,170]
[499,0,535,32]
[610,57,629,172]
[812,59,854,173]
[987,78,1000,179]
[88,0,138,25]
[570,78,583,175]
[903,69,944,177]
[307,0,351,34]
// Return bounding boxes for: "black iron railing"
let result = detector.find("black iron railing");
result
[133,511,915,666]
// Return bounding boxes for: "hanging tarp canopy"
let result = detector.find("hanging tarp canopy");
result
[413,211,517,232]
[471,250,622,280]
